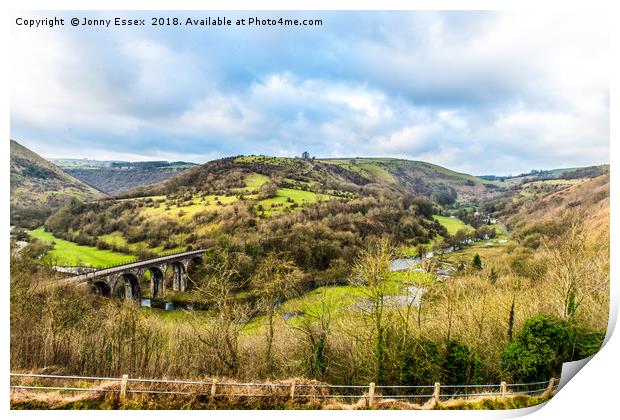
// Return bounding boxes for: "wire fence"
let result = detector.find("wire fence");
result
[9,373,558,406]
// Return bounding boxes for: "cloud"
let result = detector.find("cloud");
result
[10,11,609,175]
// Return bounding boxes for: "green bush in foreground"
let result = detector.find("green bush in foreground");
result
[501,315,574,382]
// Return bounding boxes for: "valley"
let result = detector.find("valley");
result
[9,142,610,409]
[54,158,197,195]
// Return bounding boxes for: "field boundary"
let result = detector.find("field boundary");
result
[9,373,557,408]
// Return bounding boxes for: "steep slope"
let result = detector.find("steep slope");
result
[479,164,609,183]
[54,159,196,195]
[505,174,609,246]
[325,157,500,203]
[10,140,104,227]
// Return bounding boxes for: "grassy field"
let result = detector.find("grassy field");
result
[357,162,396,183]
[99,232,185,255]
[243,173,270,191]
[234,155,290,166]
[491,223,510,239]
[140,194,244,221]
[28,227,135,267]
[268,270,435,325]
[525,179,585,187]
[256,188,338,215]
[440,234,515,266]
[433,215,475,235]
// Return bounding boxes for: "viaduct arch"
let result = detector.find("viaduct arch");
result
[69,249,205,301]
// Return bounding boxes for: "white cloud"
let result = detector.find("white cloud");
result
[10,11,609,174]
[374,124,440,154]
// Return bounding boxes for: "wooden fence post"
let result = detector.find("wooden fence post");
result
[433,382,441,404]
[119,374,129,404]
[546,377,557,394]
[290,381,296,400]
[368,382,375,408]
[500,381,507,398]
[210,378,217,400]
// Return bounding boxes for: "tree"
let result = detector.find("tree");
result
[291,290,332,380]
[301,151,311,159]
[251,252,304,375]
[449,228,471,249]
[412,198,434,218]
[507,295,516,341]
[541,215,609,320]
[476,225,496,240]
[396,338,442,385]
[259,182,278,199]
[433,186,457,206]
[350,238,394,383]
[432,238,448,263]
[190,248,250,375]
[472,253,483,270]
[417,244,428,260]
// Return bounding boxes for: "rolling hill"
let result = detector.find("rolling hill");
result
[129,155,502,205]
[10,140,104,227]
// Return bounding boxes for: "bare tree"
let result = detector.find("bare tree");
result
[291,290,332,380]
[541,214,609,320]
[350,238,394,383]
[190,249,250,375]
[251,252,304,375]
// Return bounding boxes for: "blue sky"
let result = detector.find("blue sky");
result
[11,11,608,175]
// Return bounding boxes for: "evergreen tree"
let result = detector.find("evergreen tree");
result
[472,253,483,270]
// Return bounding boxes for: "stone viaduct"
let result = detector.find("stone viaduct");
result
[67,250,205,300]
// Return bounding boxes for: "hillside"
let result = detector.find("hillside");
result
[479,164,609,184]
[131,155,501,205]
[41,154,502,263]
[506,173,609,246]
[10,140,104,227]
[44,155,470,278]
[53,159,196,195]
[62,167,196,195]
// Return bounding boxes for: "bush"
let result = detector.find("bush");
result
[412,198,434,218]
[501,315,575,382]
[395,338,442,385]
[443,340,487,385]
[573,328,605,360]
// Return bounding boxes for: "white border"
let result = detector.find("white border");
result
[2,1,617,419]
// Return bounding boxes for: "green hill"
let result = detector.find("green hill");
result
[10,140,104,227]
[129,155,500,206]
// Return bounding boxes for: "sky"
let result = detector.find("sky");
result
[11,11,609,175]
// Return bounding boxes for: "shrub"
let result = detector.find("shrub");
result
[573,328,605,360]
[501,315,574,382]
[443,340,487,385]
[472,254,483,270]
[395,338,442,385]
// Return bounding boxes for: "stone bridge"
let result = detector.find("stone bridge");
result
[67,249,205,300]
